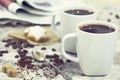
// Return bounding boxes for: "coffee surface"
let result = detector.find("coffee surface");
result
[65,9,94,15]
[80,24,115,33]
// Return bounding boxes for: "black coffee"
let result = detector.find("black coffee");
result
[80,24,115,33]
[65,9,94,15]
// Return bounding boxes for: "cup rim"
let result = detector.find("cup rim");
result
[62,6,97,17]
[76,21,118,35]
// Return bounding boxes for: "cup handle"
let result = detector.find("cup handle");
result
[62,33,79,62]
[51,15,61,36]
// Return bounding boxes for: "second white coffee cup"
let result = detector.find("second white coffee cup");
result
[51,6,97,53]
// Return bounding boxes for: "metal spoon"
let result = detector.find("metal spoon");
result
[45,58,73,80]
[32,51,72,80]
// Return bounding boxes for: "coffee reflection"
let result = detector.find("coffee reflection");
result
[80,24,115,33]
[65,9,94,15]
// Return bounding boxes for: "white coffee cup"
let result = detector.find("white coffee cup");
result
[51,6,97,53]
[62,21,118,76]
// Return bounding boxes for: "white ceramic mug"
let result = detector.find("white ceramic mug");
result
[51,6,97,53]
[62,21,118,76]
